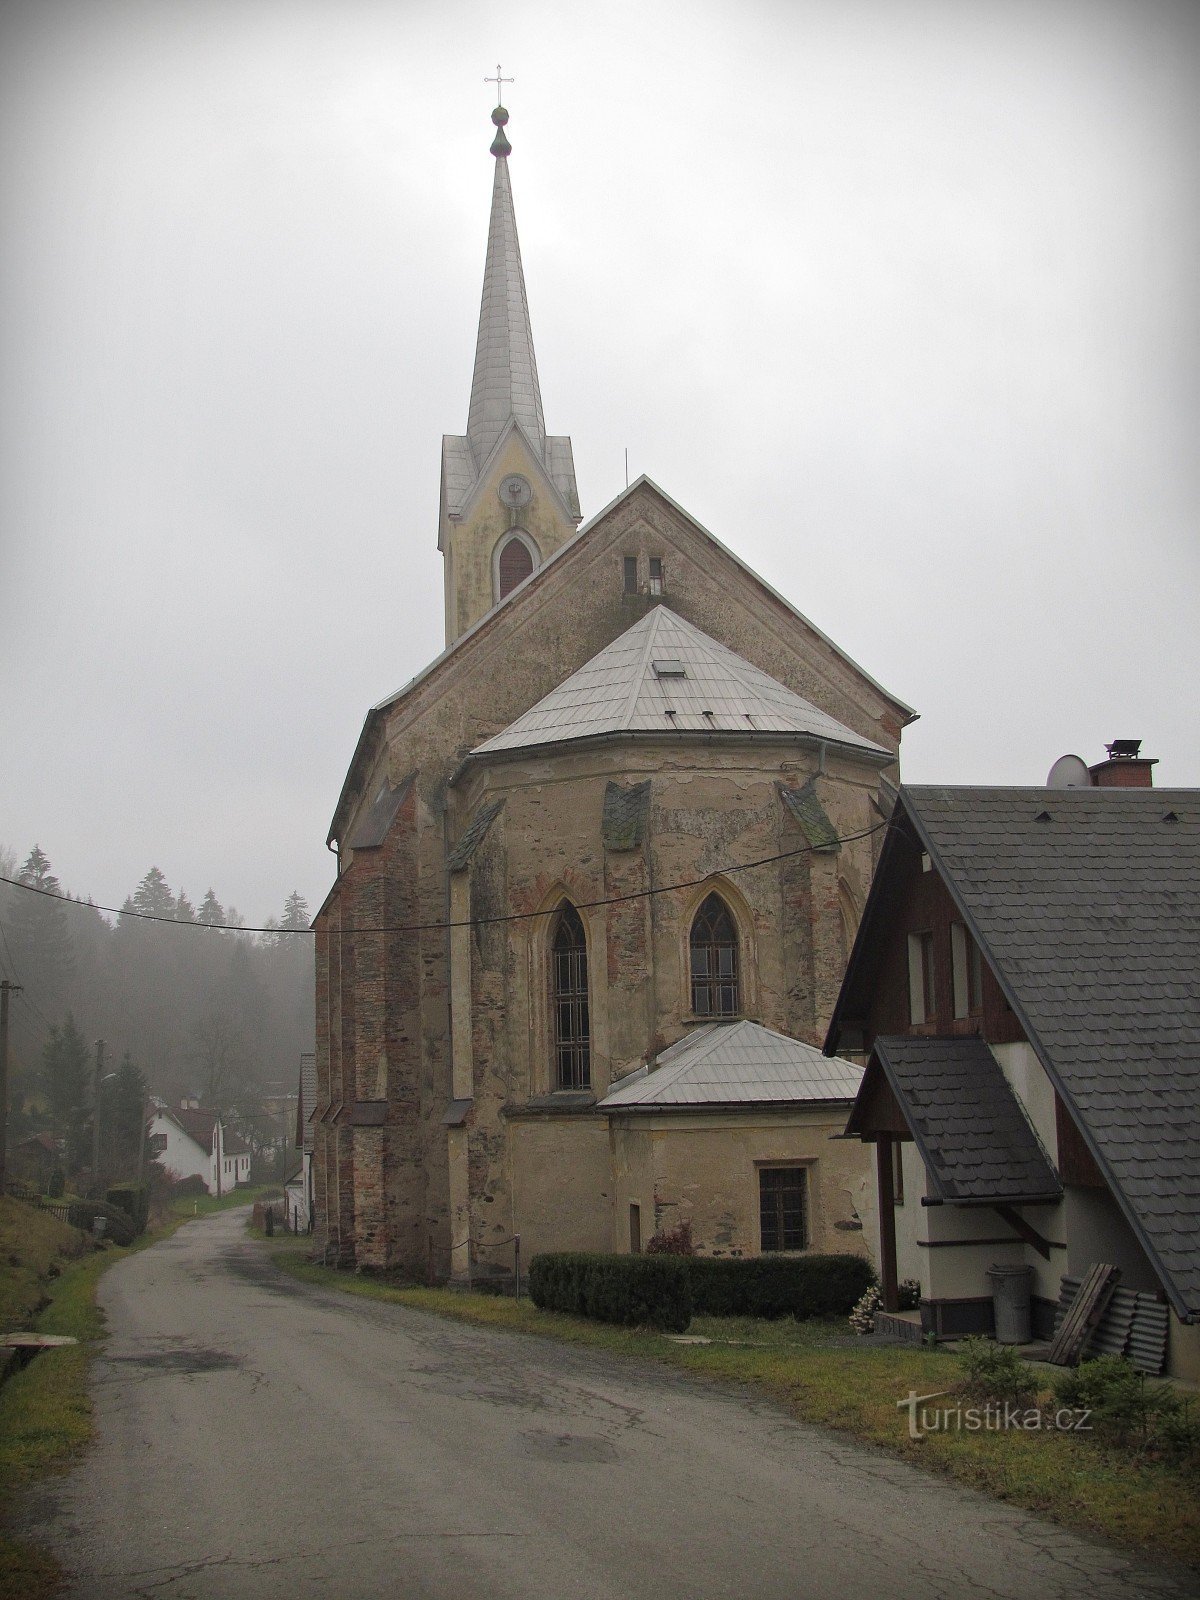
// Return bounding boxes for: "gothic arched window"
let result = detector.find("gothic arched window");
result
[497,535,534,599]
[690,893,740,1017]
[552,903,590,1089]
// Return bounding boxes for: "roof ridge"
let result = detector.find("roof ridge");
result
[619,606,667,727]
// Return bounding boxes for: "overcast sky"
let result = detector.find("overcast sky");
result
[1,0,1197,927]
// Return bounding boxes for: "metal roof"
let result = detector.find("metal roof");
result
[471,606,892,759]
[467,137,545,465]
[598,1020,862,1111]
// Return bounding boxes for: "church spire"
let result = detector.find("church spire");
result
[465,106,546,468]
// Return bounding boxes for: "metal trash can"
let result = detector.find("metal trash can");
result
[988,1263,1033,1344]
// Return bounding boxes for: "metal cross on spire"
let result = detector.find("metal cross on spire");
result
[484,63,513,103]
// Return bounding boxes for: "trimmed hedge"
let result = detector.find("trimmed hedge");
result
[529,1252,692,1333]
[682,1253,876,1320]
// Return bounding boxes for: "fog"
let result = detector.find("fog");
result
[2,0,1197,934]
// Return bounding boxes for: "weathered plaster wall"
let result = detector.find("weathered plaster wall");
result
[314,482,910,1274]
[442,430,579,644]
[506,1116,613,1261]
[608,1110,873,1260]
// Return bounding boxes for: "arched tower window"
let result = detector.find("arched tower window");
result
[551,902,590,1089]
[497,535,534,599]
[690,893,740,1017]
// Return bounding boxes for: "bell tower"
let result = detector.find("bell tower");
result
[438,104,581,646]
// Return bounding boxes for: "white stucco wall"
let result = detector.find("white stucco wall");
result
[992,1041,1058,1164]
[148,1113,213,1193]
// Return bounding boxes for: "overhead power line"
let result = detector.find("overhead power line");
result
[0,816,890,941]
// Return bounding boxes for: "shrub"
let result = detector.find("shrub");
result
[645,1219,695,1256]
[683,1253,876,1320]
[528,1252,692,1332]
[897,1278,921,1311]
[172,1175,208,1199]
[62,1199,135,1246]
[849,1285,881,1335]
[957,1337,1035,1406]
[1053,1356,1181,1451]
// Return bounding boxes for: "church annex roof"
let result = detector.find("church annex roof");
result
[470,604,892,760]
[599,1020,862,1110]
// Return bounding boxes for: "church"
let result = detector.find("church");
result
[311,106,915,1280]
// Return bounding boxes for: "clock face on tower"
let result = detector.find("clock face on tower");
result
[499,474,532,510]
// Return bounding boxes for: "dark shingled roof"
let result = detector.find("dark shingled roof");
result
[902,786,1200,1318]
[174,1107,217,1151]
[779,780,840,853]
[858,1035,1061,1204]
[447,799,504,872]
[602,780,651,851]
[348,772,415,850]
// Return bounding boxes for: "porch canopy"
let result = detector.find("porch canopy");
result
[846,1034,1062,1206]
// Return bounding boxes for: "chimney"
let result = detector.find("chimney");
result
[1089,739,1156,789]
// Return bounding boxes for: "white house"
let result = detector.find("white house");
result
[147,1100,251,1196]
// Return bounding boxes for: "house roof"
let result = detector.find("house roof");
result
[173,1108,217,1150]
[599,1020,862,1111]
[222,1128,251,1158]
[829,784,1200,1318]
[471,606,892,760]
[851,1036,1062,1204]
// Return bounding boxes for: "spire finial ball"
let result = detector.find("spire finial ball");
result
[492,106,509,127]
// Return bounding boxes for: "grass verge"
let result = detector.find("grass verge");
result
[0,1189,264,1600]
[271,1245,1200,1569]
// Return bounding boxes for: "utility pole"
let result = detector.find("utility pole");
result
[91,1038,106,1191]
[0,980,22,1196]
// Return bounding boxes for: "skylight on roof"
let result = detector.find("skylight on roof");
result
[652,660,686,678]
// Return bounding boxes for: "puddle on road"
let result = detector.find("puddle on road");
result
[519,1430,618,1464]
[108,1348,241,1375]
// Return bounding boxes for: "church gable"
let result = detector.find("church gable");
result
[333,475,909,856]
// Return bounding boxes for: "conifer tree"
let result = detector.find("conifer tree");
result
[132,867,175,920]
[197,889,225,926]
[280,892,310,931]
[40,1014,91,1171]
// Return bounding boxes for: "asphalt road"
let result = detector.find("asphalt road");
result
[18,1209,1195,1599]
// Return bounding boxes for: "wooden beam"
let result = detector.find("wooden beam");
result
[877,1138,899,1312]
[992,1204,1053,1261]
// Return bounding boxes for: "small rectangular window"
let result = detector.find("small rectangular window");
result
[629,1203,641,1254]
[623,556,638,594]
[891,1141,905,1206]
[951,923,984,1018]
[907,931,935,1024]
[759,1166,808,1252]
[648,556,664,594]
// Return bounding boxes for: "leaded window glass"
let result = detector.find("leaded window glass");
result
[690,893,739,1017]
[552,903,590,1090]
